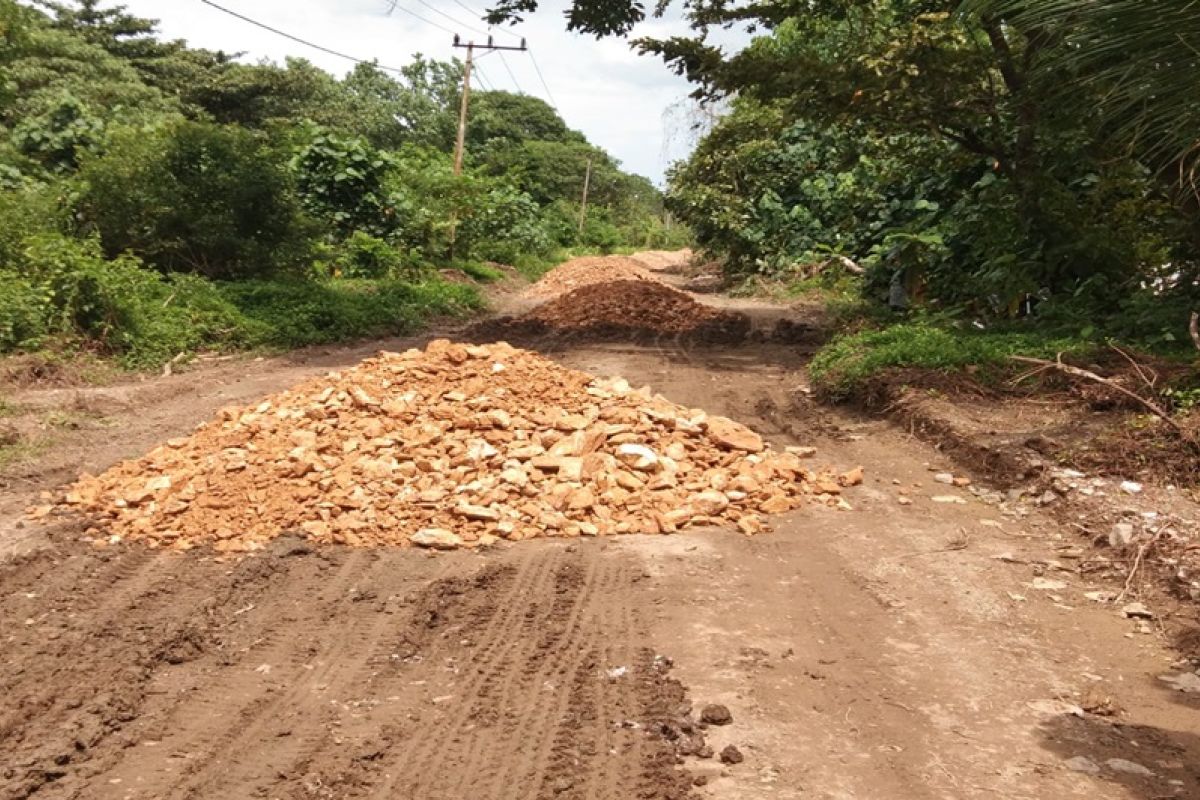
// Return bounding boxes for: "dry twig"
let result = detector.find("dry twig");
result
[1115,524,1169,604]
[1009,354,1193,444]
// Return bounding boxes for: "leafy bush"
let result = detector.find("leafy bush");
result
[457,186,552,264]
[332,231,426,280]
[0,179,71,267]
[220,277,482,348]
[292,127,397,239]
[809,321,1090,400]
[4,233,247,365]
[78,120,313,277]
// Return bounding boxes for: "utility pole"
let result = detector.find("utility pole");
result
[453,42,473,177]
[577,157,592,235]
[448,34,527,258]
[451,34,527,176]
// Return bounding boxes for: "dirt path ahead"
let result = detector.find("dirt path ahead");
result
[2,256,1198,800]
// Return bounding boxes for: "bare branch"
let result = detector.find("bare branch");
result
[1008,354,1194,446]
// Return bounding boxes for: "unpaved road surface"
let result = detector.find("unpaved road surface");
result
[3,262,1199,799]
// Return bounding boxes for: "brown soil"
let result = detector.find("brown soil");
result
[3,251,1200,800]
[474,280,752,345]
[0,537,700,800]
[523,256,665,300]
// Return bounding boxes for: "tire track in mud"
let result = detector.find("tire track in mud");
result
[444,555,607,799]
[2,536,700,800]
[0,540,318,800]
[98,549,388,799]
[367,547,569,798]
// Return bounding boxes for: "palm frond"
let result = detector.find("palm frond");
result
[961,0,1200,183]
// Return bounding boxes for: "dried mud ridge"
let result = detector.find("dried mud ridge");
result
[0,538,712,800]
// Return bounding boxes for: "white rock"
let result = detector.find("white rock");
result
[615,443,660,472]
[1105,758,1154,776]
[1064,756,1100,775]
[933,472,955,485]
[1119,480,1143,494]
[1031,578,1068,591]
[410,528,463,550]
[1108,523,1135,548]
[1122,602,1154,619]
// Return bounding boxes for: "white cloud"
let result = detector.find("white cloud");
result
[109,0,703,183]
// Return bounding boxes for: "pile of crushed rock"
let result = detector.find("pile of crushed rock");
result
[50,340,860,553]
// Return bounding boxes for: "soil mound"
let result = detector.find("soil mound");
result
[628,249,693,272]
[477,279,752,345]
[47,340,858,553]
[524,256,660,300]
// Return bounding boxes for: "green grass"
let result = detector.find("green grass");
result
[809,321,1094,400]
[454,260,506,283]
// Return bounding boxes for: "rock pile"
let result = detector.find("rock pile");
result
[480,280,751,344]
[52,340,859,553]
[524,256,661,300]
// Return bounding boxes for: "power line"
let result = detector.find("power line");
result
[198,0,408,73]
[498,52,523,94]
[383,1,456,36]
[527,48,560,111]
[450,0,523,40]
[414,0,489,38]
[451,0,484,16]
[473,62,493,90]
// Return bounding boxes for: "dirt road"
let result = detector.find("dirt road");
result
[2,257,1198,799]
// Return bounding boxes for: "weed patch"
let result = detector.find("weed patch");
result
[810,322,1093,401]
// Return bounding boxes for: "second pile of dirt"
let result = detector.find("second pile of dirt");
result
[523,255,662,300]
[476,279,752,344]
[46,340,859,553]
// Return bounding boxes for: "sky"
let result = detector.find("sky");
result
[107,0,713,184]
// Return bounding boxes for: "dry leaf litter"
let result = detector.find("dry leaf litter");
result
[49,340,861,553]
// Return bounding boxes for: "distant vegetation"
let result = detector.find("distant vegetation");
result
[0,0,687,367]
[497,0,1200,397]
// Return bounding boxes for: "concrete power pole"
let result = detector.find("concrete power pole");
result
[451,34,527,176]
[448,35,527,258]
[577,157,592,235]
[452,42,474,177]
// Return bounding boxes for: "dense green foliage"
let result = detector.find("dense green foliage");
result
[500,0,1199,397]
[0,0,683,366]
[658,4,1198,336]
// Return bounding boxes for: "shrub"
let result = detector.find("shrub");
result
[5,233,247,366]
[78,120,314,277]
[332,231,426,280]
[458,186,553,264]
[292,127,398,239]
[220,277,482,349]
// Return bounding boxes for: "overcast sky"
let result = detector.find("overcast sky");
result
[105,0,711,184]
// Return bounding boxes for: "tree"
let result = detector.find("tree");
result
[960,1,1200,186]
[32,0,184,75]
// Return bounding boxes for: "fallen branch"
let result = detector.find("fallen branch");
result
[1009,354,1190,440]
